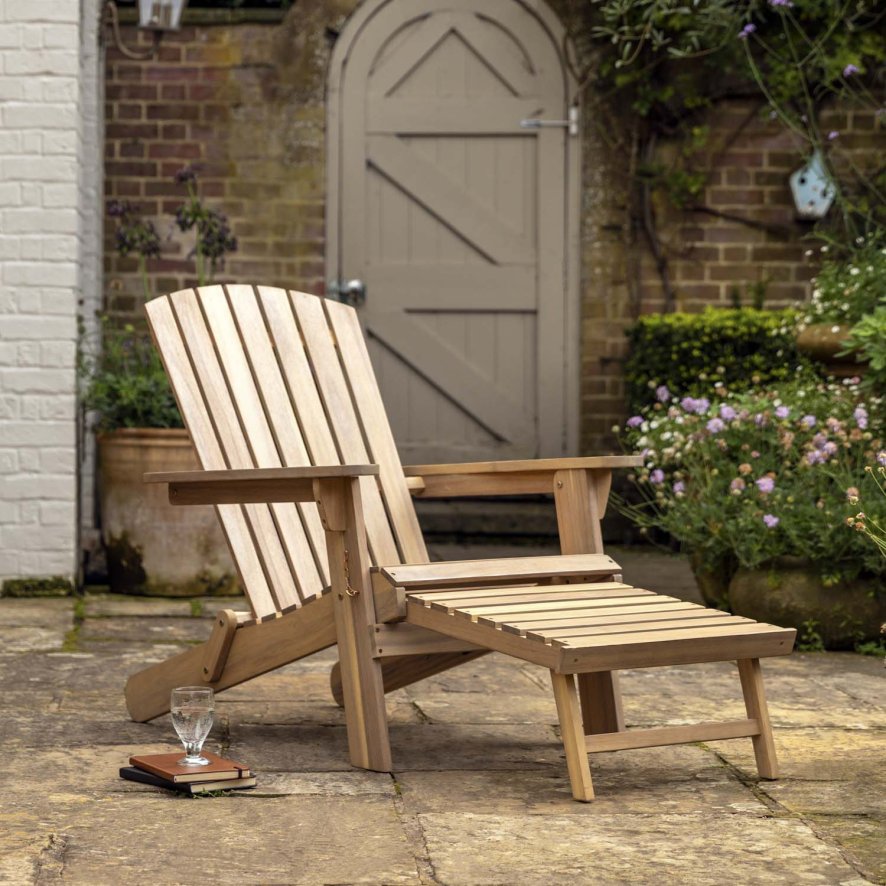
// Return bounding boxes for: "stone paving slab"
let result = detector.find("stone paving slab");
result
[1,549,884,885]
[418,812,867,885]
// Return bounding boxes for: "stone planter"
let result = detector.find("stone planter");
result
[98,428,237,597]
[796,323,865,378]
[728,561,882,650]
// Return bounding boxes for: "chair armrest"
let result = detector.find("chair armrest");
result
[402,456,641,498]
[144,465,379,506]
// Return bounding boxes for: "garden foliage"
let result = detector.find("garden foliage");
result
[82,167,236,431]
[79,321,183,432]
[624,308,804,413]
[617,378,886,583]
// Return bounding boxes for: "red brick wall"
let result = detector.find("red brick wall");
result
[103,6,340,316]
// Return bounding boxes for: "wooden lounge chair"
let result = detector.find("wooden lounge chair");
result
[125,285,796,800]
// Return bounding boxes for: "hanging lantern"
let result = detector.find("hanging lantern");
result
[138,0,188,31]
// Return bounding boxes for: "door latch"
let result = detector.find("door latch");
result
[519,105,579,137]
[328,279,366,307]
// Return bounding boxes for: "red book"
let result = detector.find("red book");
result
[129,751,252,784]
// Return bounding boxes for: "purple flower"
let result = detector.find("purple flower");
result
[672,481,685,494]
[626,416,644,429]
[738,23,756,39]
[877,450,886,467]
[680,396,698,413]
[650,469,665,485]
[801,415,817,429]
[768,0,793,6]
[843,64,859,77]
[775,406,790,420]
[655,385,671,403]
[754,413,766,427]
[730,478,745,493]
[695,398,710,414]
[720,405,737,421]
[706,418,725,434]
[823,441,838,455]
[763,514,780,528]
[828,131,839,141]
[854,406,868,430]
[807,450,826,466]
[756,476,775,493]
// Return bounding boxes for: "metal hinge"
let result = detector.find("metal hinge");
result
[520,105,579,136]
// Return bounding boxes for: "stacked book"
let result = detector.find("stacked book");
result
[120,751,256,795]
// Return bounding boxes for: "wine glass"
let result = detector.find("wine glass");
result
[170,686,214,766]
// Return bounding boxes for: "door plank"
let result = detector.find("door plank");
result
[367,98,541,135]
[369,13,456,99]
[367,135,534,264]
[368,265,535,311]
[367,311,532,445]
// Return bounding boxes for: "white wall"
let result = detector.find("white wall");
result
[0,1,103,582]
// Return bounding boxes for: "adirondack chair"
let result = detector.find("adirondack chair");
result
[125,285,796,801]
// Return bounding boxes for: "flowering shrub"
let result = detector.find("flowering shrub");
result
[799,239,886,328]
[617,378,886,582]
[625,308,804,412]
[82,166,237,431]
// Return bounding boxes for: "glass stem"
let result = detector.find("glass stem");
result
[186,741,201,759]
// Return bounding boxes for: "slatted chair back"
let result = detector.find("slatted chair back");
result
[145,285,428,621]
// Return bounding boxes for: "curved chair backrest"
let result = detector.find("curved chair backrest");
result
[145,285,428,621]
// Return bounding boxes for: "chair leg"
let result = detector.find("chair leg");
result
[577,671,625,735]
[737,658,779,779]
[550,671,594,801]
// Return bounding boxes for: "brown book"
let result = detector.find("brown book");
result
[129,751,252,784]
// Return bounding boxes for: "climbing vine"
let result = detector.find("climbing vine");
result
[580,0,886,309]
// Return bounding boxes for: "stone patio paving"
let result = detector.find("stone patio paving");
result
[0,548,883,884]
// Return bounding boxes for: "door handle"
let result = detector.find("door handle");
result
[328,279,366,307]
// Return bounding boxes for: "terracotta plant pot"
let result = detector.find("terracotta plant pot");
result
[728,561,882,650]
[795,323,865,378]
[98,428,238,597]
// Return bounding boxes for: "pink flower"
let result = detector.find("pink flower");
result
[626,416,643,428]
[650,469,665,485]
[854,406,868,430]
[730,478,746,493]
[672,481,685,494]
[720,405,737,420]
[756,476,775,494]
[706,418,725,433]
[828,131,840,140]
[801,415,817,429]
[763,514,779,528]
[775,406,790,420]
[843,64,860,77]
[655,385,671,403]
[738,23,757,39]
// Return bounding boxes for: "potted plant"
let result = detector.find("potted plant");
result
[616,378,885,649]
[795,238,886,376]
[80,169,239,596]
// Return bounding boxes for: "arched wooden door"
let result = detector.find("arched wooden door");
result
[327,0,579,463]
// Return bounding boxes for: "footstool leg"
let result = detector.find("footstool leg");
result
[550,671,594,801]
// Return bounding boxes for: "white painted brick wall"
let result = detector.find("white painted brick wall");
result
[0,1,102,583]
